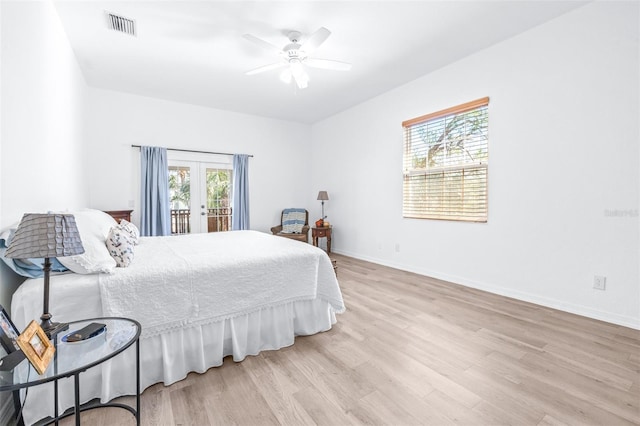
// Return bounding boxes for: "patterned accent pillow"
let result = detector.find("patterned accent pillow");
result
[118,219,140,245]
[281,208,306,234]
[106,227,135,267]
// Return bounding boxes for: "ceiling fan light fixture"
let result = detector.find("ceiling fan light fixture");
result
[289,59,309,89]
[296,74,309,89]
[280,65,309,89]
[290,59,305,78]
[244,27,349,90]
[280,68,292,84]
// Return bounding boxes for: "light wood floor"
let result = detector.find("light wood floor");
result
[63,254,639,426]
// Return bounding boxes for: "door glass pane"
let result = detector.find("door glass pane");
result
[169,166,191,234]
[206,168,232,232]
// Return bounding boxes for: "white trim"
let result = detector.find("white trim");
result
[167,150,232,166]
[333,249,640,330]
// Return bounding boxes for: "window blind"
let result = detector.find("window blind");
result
[402,97,489,222]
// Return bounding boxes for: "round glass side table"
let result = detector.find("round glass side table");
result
[0,317,141,426]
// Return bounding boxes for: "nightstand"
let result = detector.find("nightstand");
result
[104,210,133,224]
[3,317,141,425]
[312,227,332,253]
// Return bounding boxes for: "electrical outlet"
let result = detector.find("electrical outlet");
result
[594,275,606,291]
[395,243,400,252]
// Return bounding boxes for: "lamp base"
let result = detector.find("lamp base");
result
[41,318,69,339]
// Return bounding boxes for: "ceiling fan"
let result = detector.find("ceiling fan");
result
[243,27,352,89]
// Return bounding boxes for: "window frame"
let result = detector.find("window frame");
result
[402,97,490,223]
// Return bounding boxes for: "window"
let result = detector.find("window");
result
[205,168,232,232]
[168,162,233,234]
[402,97,489,222]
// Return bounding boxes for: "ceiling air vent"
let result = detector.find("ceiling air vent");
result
[106,12,136,37]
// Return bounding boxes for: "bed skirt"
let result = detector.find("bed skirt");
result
[19,299,337,425]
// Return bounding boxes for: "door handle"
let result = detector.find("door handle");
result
[201,212,206,216]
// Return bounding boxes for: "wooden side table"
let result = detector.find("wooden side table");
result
[312,227,332,253]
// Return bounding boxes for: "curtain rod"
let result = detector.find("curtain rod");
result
[131,145,253,158]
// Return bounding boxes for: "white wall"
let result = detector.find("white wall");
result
[0,1,89,308]
[84,88,312,232]
[0,1,88,419]
[311,2,640,328]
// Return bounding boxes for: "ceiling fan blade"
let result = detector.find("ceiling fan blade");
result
[243,34,282,55]
[301,27,331,53]
[305,58,352,71]
[245,62,286,76]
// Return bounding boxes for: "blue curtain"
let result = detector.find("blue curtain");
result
[140,146,171,236]
[232,154,250,230]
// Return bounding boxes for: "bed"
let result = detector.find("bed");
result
[6,209,344,424]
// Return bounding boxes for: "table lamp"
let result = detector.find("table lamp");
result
[5,213,84,338]
[317,191,329,220]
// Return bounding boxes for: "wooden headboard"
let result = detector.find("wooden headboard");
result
[104,210,133,224]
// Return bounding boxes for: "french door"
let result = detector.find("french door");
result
[168,160,233,234]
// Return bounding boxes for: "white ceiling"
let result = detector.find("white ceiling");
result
[53,1,587,124]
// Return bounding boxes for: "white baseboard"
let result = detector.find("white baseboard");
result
[333,249,640,330]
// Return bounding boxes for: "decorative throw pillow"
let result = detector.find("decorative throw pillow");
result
[106,227,135,267]
[281,208,306,234]
[118,219,140,245]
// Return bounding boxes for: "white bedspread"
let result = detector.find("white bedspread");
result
[99,230,344,338]
[11,230,344,425]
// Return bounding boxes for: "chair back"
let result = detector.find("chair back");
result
[281,209,309,226]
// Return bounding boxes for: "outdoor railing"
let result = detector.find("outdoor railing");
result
[207,207,232,233]
[171,207,232,234]
[171,209,191,234]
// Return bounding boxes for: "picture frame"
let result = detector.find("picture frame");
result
[0,304,20,354]
[16,320,55,375]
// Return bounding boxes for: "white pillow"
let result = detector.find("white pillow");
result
[58,209,117,274]
[78,209,118,238]
[106,227,135,267]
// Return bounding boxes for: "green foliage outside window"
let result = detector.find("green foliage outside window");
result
[168,167,232,210]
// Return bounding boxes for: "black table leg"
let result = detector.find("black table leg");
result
[136,340,140,425]
[12,389,25,426]
[54,379,59,426]
[74,373,80,426]
[54,336,59,425]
